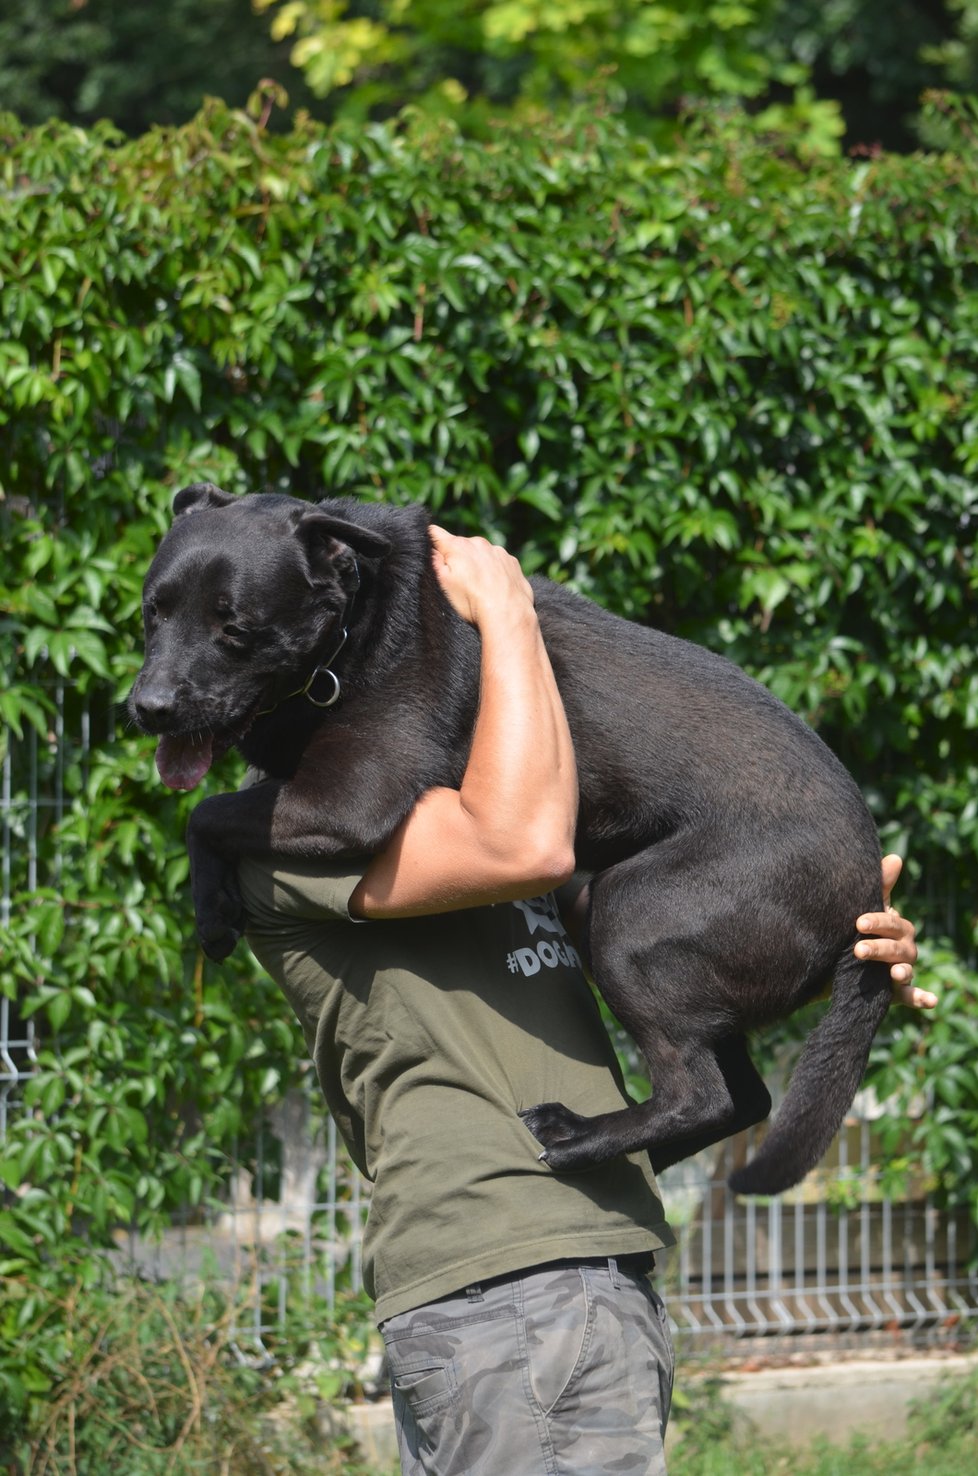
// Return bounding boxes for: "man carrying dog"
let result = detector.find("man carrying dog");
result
[240,528,926,1475]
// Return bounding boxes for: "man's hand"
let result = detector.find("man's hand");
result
[429,524,535,627]
[855,854,935,1010]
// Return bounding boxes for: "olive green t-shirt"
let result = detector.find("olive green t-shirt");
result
[240,858,674,1323]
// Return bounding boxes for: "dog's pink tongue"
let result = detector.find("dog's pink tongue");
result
[155,734,214,791]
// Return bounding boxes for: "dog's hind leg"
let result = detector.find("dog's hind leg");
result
[644,1035,771,1173]
[520,1029,768,1172]
[523,839,778,1172]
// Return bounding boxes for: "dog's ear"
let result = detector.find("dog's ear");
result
[172,483,236,518]
[294,510,391,575]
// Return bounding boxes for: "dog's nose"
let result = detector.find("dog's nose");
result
[133,685,177,732]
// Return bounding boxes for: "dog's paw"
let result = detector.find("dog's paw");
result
[194,879,245,963]
[519,1102,601,1172]
[197,917,243,962]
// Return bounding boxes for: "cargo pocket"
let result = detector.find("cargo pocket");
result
[388,1356,460,1472]
[390,1356,458,1419]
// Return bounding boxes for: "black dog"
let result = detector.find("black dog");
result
[131,484,890,1196]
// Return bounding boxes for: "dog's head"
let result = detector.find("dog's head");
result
[129,484,390,790]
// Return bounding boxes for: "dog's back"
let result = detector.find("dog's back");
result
[535,577,878,894]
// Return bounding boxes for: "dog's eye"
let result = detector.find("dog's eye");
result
[221,623,249,645]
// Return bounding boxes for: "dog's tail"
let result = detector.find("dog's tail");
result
[728,950,891,1197]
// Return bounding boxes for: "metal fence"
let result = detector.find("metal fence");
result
[114,1090,978,1358]
[664,1122,978,1355]
[3,684,977,1358]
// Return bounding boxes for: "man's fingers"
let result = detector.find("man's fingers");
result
[892,980,938,1010]
[854,903,933,1009]
[429,523,458,565]
[855,879,922,1001]
[880,852,903,908]
[856,934,919,966]
[856,911,916,941]
[428,527,532,626]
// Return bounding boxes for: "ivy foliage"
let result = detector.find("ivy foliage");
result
[0,96,975,1317]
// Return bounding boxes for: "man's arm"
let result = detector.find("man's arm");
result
[350,528,578,919]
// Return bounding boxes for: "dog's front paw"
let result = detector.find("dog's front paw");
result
[194,875,245,962]
[519,1102,601,1172]
[197,913,243,962]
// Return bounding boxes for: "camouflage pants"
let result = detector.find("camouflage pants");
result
[380,1256,675,1475]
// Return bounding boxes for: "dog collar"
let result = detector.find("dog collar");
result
[258,562,359,716]
[294,631,347,709]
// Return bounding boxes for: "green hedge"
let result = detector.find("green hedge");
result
[1,95,976,1343]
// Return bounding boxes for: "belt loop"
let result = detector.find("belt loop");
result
[465,1284,484,1303]
[607,1256,621,1290]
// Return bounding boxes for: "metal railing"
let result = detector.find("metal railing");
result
[100,1089,978,1355]
[663,1124,978,1354]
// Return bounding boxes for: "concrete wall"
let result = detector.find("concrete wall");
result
[682,1353,978,1449]
[341,1353,978,1469]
